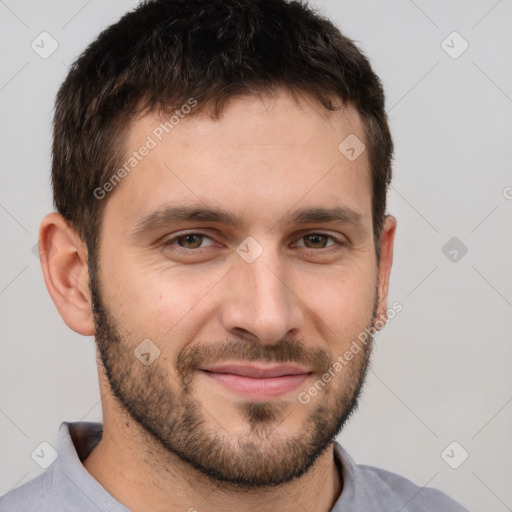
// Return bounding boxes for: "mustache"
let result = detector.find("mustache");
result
[175,337,334,385]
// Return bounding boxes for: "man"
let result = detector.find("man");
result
[0,0,468,510]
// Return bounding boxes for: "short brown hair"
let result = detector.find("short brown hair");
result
[52,0,393,265]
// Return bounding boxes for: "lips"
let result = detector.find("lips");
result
[199,362,312,399]
[200,363,312,378]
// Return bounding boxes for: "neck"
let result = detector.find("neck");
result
[82,416,342,512]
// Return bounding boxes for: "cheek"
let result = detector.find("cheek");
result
[301,265,377,342]
[117,266,223,339]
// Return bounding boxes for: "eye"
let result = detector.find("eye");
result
[162,232,215,251]
[160,231,345,256]
[294,232,343,250]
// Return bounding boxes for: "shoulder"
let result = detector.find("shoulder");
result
[0,465,64,512]
[334,442,469,511]
[358,463,468,511]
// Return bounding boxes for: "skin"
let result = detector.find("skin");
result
[38,88,396,512]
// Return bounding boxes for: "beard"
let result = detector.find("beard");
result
[88,259,377,490]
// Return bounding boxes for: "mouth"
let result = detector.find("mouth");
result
[199,362,313,399]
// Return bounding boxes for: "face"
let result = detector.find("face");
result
[90,90,387,488]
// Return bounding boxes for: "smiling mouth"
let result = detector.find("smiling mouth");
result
[199,362,313,399]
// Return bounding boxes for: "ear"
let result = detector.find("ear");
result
[38,213,95,336]
[374,214,397,330]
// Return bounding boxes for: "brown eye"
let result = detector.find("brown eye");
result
[296,233,339,250]
[162,232,215,251]
[175,233,204,249]
[303,234,329,248]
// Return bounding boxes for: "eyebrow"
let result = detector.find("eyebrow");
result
[131,204,366,235]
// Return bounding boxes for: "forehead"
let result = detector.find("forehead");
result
[102,90,372,232]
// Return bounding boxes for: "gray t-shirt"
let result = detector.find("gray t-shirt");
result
[0,421,469,511]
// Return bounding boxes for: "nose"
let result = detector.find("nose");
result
[219,243,304,345]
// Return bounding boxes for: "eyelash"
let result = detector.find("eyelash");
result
[161,231,345,254]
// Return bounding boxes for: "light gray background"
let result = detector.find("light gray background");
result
[1,1,511,510]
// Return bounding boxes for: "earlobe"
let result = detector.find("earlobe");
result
[374,214,397,329]
[38,213,96,336]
